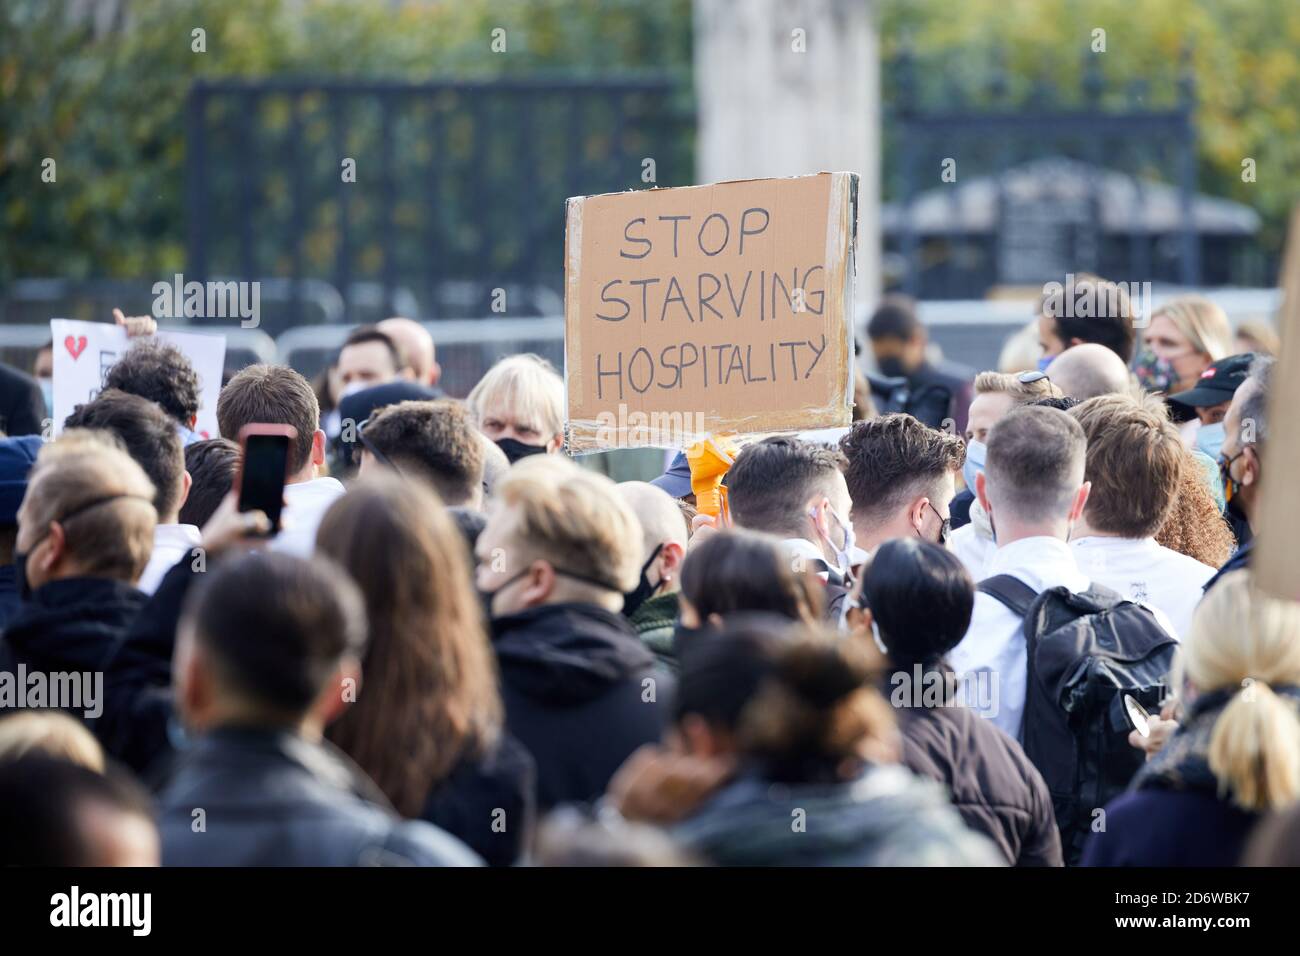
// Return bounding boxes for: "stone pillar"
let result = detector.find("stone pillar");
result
[693,0,881,305]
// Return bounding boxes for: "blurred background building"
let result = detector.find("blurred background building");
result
[1,0,1295,388]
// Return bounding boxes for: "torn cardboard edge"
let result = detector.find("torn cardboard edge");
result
[1252,203,1300,600]
[563,171,859,455]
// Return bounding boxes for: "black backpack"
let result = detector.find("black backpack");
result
[977,574,1178,865]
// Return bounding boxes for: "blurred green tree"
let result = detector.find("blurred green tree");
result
[0,0,691,283]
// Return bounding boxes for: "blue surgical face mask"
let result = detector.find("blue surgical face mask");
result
[1196,421,1226,461]
[1036,355,1053,373]
[963,439,987,494]
[38,377,53,415]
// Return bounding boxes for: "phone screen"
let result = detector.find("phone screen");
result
[239,433,290,533]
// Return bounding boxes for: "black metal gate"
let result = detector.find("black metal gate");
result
[885,48,1207,298]
[185,77,693,333]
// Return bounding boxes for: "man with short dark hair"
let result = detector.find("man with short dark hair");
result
[866,295,973,433]
[948,406,1094,737]
[65,389,197,593]
[839,413,965,553]
[0,360,47,438]
[358,399,485,508]
[1068,393,1216,638]
[161,550,479,866]
[726,436,856,619]
[1037,272,1137,364]
[104,340,203,441]
[217,364,344,555]
[337,325,405,393]
[180,438,240,529]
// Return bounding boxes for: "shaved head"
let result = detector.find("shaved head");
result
[617,481,689,564]
[378,317,438,386]
[1046,342,1132,400]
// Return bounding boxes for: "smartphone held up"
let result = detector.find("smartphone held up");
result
[236,424,296,537]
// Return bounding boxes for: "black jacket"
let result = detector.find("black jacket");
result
[890,665,1062,866]
[0,577,147,697]
[158,727,481,866]
[491,602,673,810]
[96,556,199,777]
[0,362,46,437]
[421,732,536,867]
[0,564,19,632]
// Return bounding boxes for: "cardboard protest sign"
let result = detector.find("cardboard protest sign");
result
[50,319,226,440]
[1254,204,1300,600]
[564,172,858,453]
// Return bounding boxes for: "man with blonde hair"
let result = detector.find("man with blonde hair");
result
[466,353,566,461]
[0,430,156,689]
[950,370,1063,577]
[476,454,669,809]
[616,481,689,669]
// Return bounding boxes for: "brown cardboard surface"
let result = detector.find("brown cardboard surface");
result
[564,172,857,453]
[1253,205,1300,600]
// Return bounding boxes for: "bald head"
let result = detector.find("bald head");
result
[378,317,439,386]
[1046,343,1132,400]
[617,481,689,563]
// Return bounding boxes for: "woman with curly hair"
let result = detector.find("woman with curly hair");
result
[1155,450,1235,570]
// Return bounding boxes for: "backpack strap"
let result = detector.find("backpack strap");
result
[976,574,1038,618]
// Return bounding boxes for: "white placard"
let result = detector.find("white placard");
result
[50,319,226,440]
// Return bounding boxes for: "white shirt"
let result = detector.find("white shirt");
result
[1070,535,1215,640]
[137,523,202,594]
[949,522,997,582]
[272,477,346,557]
[948,536,1091,740]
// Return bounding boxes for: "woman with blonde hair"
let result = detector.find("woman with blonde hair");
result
[466,353,565,462]
[1143,296,1234,394]
[316,472,535,865]
[1083,570,1300,866]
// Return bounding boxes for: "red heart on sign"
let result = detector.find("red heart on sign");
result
[64,335,88,360]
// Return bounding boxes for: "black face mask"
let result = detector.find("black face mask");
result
[496,437,549,465]
[876,356,911,380]
[621,544,664,619]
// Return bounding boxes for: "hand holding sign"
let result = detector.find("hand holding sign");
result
[50,318,226,439]
[564,173,857,453]
[113,307,158,338]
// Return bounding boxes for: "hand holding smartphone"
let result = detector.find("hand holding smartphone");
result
[236,424,296,536]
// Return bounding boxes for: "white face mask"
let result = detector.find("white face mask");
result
[809,503,856,580]
[870,618,888,655]
[339,380,370,401]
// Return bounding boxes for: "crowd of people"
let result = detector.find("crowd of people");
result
[1,274,1298,868]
